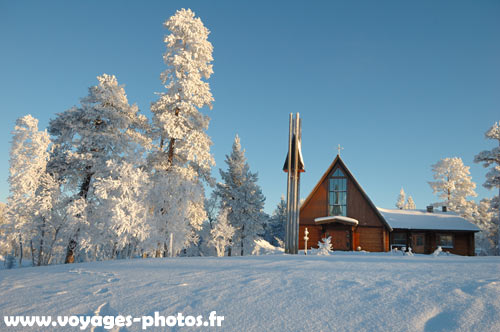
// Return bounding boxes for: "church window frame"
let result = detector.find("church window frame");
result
[328,167,347,216]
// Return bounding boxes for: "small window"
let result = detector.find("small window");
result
[438,234,453,248]
[391,233,406,245]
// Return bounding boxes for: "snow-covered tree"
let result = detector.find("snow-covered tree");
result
[5,115,61,266]
[474,121,500,255]
[146,9,215,256]
[204,191,219,229]
[317,236,332,255]
[428,157,478,216]
[92,160,151,259]
[405,196,416,210]
[473,198,497,255]
[210,209,235,257]
[396,188,406,209]
[48,74,149,263]
[0,202,7,253]
[265,195,286,246]
[215,135,266,256]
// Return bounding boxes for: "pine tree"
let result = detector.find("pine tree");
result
[48,74,148,263]
[474,121,500,255]
[405,196,416,210]
[266,195,286,246]
[428,157,478,216]
[147,9,215,256]
[210,209,235,257]
[396,188,406,209]
[215,135,266,256]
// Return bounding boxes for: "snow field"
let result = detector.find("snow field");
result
[1,253,499,331]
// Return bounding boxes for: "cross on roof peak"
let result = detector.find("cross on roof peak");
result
[337,144,344,156]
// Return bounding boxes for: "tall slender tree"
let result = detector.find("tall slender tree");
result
[474,121,500,255]
[6,115,58,265]
[215,135,266,256]
[147,9,215,256]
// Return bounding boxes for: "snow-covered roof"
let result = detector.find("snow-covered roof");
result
[377,208,480,231]
[314,216,359,226]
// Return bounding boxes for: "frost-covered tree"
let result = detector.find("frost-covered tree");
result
[147,9,215,256]
[265,195,286,246]
[317,236,332,255]
[92,160,151,259]
[474,121,500,255]
[0,202,7,253]
[405,196,416,210]
[396,188,406,209]
[5,115,60,266]
[215,135,266,256]
[428,157,477,216]
[473,198,497,255]
[48,74,149,263]
[204,191,219,229]
[210,209,235,257]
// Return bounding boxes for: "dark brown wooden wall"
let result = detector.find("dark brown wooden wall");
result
[300,183,327,225]
[299,225,322,249]
[390,230,476,256]
[300,164,385,227]
[428,232,475,256]
[358,227,384,252]
[299,163,388,252]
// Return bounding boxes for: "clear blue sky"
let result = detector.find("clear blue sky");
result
[0,0,499,214]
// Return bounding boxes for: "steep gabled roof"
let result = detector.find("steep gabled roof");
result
[300,155,393,231]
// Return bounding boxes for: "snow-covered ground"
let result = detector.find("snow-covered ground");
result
[1,252,499,331]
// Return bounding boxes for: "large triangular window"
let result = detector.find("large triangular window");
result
[329,167,347,216]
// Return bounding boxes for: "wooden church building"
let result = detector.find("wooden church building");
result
[298,155,480,256]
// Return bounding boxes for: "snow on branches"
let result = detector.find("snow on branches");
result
[215,135,267,256]
[428,157,477,215]
[317,236,333,255]
[474,121,500,255]
[147,8,215,257]
[396,188,406,209]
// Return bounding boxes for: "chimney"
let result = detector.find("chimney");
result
[442,206,447,213]
[426,206,434,213]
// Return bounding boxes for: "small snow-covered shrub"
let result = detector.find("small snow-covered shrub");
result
[317,236,332,256]
[433,246,443,257]
[251,239,284,255]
